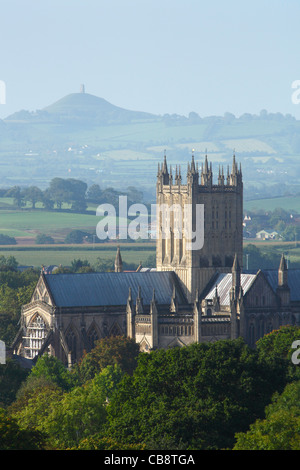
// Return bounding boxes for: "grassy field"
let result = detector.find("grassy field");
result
[0,206,128,242]
[0,243,156,268]
[1,240,299,270]
[244,195,300,213]
[0,238,299,270]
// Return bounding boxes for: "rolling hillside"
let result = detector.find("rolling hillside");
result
[1,91,300,200]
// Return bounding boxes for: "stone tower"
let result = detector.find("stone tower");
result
[156,153,243,302]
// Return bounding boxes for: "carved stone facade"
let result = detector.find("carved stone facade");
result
[156,153,243,302]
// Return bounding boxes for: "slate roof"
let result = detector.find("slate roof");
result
[263,269,300,302]
[204,273,256,305]
[43,271,185,308]
[204,269,300,304]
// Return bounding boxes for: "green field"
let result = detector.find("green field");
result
[244,195,300,213]
[0,208,128,242]
[1,240,299,270]
[0,243,156,268]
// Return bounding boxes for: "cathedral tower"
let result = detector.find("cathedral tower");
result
[156,153,243,302]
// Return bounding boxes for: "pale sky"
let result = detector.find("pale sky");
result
[1,0,300,119]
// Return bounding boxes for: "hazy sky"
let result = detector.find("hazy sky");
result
[1,0,300,119]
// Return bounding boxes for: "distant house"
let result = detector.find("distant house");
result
[256,230,278,240]
[41,265,59,274]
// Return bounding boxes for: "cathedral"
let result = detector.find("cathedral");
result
[11,154,300,366]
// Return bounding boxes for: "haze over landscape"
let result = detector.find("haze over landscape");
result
[1,0,300,120]
[0,0,300,203]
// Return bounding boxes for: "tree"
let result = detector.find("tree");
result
[93,257,115,272]
[41,189,55,210]
[0,359,29,408]
[72,336,140,385]
[0,408,45,450]
[47,178,68,209]
[43,373,108,449]
[48,177,87,210]
[70,258,93,272]
[29,355,73,391]
[5,186,25,209]
[8,381,63,448]
[86,184,102,203]
[233,380,300,450]
[0,255,18,270]
[104,338,286,450]
[35,233,55,244]
[64,229,90,244]
[22,186,43,209]
[0,234,17,245]
[256,326,300,381]
[282,224,300,242]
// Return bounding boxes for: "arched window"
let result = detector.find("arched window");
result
[110,323,122,337]
[66,329,77,361]
[88,328,99,350]
[249,323,255,347]
[24,314,48,359]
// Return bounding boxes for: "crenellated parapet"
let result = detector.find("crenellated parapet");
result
[157,152,242,197]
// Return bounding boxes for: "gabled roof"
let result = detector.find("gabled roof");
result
[204,272,256,305]
[263,269,300,302]
[43,271,186,308]
[204,268,300,305]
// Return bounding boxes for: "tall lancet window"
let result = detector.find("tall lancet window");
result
[24,314,48,359]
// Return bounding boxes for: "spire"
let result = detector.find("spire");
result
[187,152,199,187]
[126,287,135,339]
[191,153,196,174]
[227,165,230,185]
[277,253,290,306]
[204,154,209,174]
[127,286,133,311]
[232,253,241,295]
[229,152,242,186]
[278,253,288,287]
[136,286,143,314]
[193,288,200,310]
[128,286,132,302]
[162,151,167,172]
[218,165,224,185]
[232,152,237,174]
[213,284,220,312]
[114,246,123,272]
[200,154,212,186]
[150,288,158,315]
[175,164,182,185]
[170,283,178,313]
[161,151,169,185]
[279,253,287,271]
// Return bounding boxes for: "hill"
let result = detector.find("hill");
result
[1,92,300,200]
[6,92,157,125]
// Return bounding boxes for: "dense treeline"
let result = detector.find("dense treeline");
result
[1,180,144,214]
[1,327,300,450]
